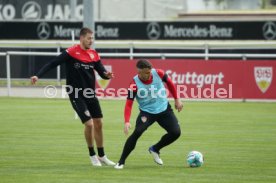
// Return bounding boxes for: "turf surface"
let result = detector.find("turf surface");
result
[0,97,275,183]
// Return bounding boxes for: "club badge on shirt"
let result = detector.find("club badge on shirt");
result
[89,53,94,60]
[141,116,147,123]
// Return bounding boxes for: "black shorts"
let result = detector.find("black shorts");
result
[135,104,180,134]
[69,95,103,123]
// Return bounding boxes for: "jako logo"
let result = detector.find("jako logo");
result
[21,1,42,20]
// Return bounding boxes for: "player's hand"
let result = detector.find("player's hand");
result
[104,71,114,79]
[174,98,183,112]
[30,76,38,85]
[124,122,131,136]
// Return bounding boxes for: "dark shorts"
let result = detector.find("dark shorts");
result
[135,104,180,134]
[69,94,103,123]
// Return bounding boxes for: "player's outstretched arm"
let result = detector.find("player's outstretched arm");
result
[124,99,134,136]
[174,98,183,112]
[123,81,137,135]
[104,71,114,79]
[30,76,38,85]
[124,122,131,136]
[94,60,113,80]
[161,72,183,112]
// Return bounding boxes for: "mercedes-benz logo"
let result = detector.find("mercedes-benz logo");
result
[37,22,51,40]
[74,63,81,69]
[21,1,42,20]
[263,22,276,40]
[147,22,161,40]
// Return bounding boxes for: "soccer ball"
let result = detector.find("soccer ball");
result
[187,151,204,167]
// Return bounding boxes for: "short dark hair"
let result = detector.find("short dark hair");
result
[136,59,152,69]
[80,27,93,37]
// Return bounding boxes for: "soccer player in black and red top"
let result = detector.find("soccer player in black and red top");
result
[30,27,115,166]
[114,59,183,169]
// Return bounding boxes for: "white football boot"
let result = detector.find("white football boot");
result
[90,155,102,166]
[149,146,163,165]
[114,163,124,170]
[98,155,116,166]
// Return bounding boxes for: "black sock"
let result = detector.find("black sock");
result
[88,146,96,156]
[97,147,105,157]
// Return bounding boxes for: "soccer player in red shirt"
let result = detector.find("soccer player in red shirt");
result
[114,59,183,169]
[30,27,115,166]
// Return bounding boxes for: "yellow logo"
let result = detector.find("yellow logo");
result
[96,65,112,89]
[254,67,273,93]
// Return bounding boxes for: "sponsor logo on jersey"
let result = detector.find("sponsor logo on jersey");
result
[74,63,81,69]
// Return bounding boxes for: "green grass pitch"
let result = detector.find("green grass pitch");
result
[0,97,276,183]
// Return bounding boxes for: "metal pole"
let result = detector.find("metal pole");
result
[83,0,95,48]
[143,0,146,20]
[130,43,134,60]
[83,0,94,33]
[70,0,77,20]
[242,54,247,61]
[183,0,188,13]
[98,0,101,20]
[71,30,75,43]
[205,43,209,61]
[57,46,61,86]
[6,53,11,96]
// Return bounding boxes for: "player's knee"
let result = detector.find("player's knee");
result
[133,128,145,137]
[170,128,181,139]
[94,122,102,131]
[84,119,94,128]
[93,118,103,130]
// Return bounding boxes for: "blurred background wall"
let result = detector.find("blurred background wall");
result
[0,0,276,21]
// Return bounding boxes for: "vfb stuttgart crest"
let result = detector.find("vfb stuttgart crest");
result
[141,116,147,123]
[96,65,112,89]
[254,67,273,93]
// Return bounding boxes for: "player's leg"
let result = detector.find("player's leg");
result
[68,95,101,166]
[115,112,155,169]
[87,98,115,166]
[87,98,104,154]
[148,104,181,165]
[84,119,102,166]
[92,118,103,151]
[153,104,181,153]
[92,117,115,166]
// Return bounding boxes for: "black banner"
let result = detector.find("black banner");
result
[95,21,276,40]
[0,21,276,40]
[0,21,82,40]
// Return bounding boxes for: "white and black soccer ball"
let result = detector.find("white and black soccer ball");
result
[187,151,204,167]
